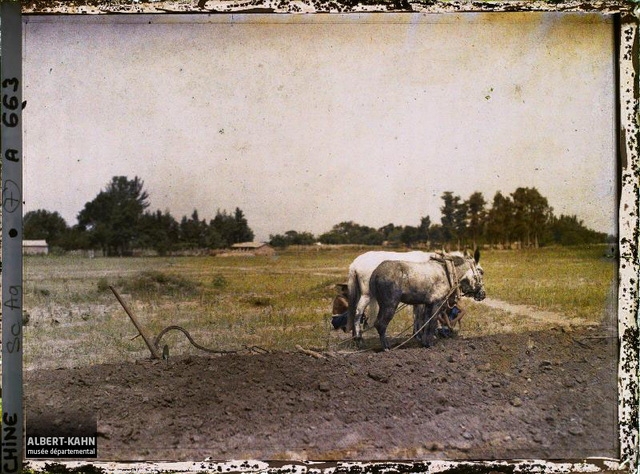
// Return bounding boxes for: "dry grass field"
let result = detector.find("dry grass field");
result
[22,245,616,370]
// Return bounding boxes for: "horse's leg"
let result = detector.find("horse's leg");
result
[374,303,396,351]
[352,294,370,343]
[419,304,438,348]
[426,308,439,345]
[366,299,379,329]
[413,305,425,340]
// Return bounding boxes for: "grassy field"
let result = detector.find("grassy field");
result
[22,245,617,370]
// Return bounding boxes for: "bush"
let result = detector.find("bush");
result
[97,277,110,292]
[241,295,272,307]
[211,274,228,289]
[116,271,200,297]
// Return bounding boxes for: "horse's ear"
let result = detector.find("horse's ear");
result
[474,248,481,263]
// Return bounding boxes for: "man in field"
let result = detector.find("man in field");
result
[437,297,465,338]
[331,283,349,332]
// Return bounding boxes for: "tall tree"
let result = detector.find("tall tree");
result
[180,209,208,248]
[465,192,486,248]
[440,191,457,245]
[452,197,469,248]
[138,209,180,255]
[440,192,466,248]
[417,216,431,243]
[486,191,513,247]
[428,224,445,247]
[77,176,149,256]
[211,210,235,247]
[210,208,255,247]
[378,223,404,245]
[400,226,420,246]
[232,207,255,244]
[24,209,68,247]
[57,225,91,251]
[510,187,552,248]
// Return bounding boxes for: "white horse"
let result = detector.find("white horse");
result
[347,250,436,341]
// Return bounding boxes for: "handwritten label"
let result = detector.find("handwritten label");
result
[3,286,21,355]
[2,179,20,213]
[1,77,20,129]
[4,148,18,162]
[2,413,20,473]
[3,284,21,311]
[5,321,21,354]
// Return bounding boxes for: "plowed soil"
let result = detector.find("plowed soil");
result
[24,324,618,462]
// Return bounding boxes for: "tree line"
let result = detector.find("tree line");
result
[24,176,254,256]
[25,177,610,256]
[270,188,611,249]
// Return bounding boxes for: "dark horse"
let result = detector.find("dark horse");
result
[369,249,486,351]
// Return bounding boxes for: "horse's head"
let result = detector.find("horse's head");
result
[458,249,486,301]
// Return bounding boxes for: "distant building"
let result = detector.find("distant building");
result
[23,240,49,255]
[230,242,276,256]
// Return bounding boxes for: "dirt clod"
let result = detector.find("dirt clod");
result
[510,397,523,407]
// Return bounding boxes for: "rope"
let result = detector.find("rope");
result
[153,325,269,356]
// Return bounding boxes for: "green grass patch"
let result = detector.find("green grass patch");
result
[481,245,616,323]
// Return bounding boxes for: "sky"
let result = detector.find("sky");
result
[22,12,617,242]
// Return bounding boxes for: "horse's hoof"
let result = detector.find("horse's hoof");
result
[421,336,436,348]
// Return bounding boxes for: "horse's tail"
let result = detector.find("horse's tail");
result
[346,266,360,332]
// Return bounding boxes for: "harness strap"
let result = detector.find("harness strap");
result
[438,256,461,301]
[448,259,461,299]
